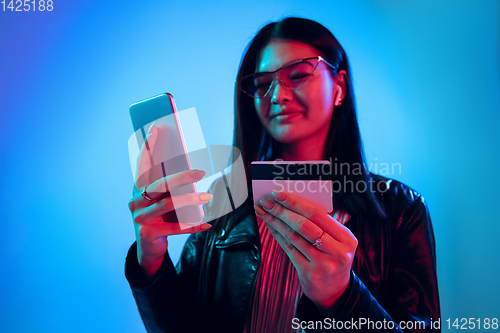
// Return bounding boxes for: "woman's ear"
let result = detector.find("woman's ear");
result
[334,70,347,106]
[335,87,343,106]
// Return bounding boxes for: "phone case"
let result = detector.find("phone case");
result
[129,93,204,224]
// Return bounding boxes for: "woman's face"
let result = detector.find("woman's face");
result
[254,39,342,146]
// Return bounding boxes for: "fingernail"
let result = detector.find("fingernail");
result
[254,205,266,216]
[260,199,274,210]
[272,191,287,202]
[191,170,206,179]
[199,193,213,201]
[200,223,212,230]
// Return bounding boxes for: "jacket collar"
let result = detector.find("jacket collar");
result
[214,207,261,251]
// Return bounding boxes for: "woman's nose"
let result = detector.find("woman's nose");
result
[270,80,292,104]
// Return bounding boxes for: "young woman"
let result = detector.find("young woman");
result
[125,17,440,332]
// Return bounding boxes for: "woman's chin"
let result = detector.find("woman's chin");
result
[269,129,304,144]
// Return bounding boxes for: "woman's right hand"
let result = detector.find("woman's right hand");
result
[128,122,213,276]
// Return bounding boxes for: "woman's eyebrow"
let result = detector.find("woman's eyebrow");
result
[256,61,290,74]
[256,57,316,74]
[256,63,279,74]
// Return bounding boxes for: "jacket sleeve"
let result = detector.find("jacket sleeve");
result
[296,194,440,332]
[124,177,227,333]
[124,229,209,333]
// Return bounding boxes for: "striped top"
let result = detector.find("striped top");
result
[243,210,351,333]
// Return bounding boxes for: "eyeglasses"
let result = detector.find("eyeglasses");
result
[239,56,338,99]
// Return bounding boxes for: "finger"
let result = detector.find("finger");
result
[139,169,206,203]
[130,169,206,212]
[135,123,158,189]
[256,207,311,267]
[271,191,354,243]
[256,202,335,257]
[136,192,213,224]
[259,198,325,245]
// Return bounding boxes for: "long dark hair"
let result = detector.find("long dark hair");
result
[214,17,385,235]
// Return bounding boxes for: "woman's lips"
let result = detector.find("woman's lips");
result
[269,109,303,118]
[270,112,303,122]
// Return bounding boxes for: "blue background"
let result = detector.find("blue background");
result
[1,0,499,331]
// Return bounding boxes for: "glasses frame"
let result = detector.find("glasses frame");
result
[239,56,339,99]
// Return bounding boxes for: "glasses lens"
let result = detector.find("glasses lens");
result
[281,59,317,89]
[241,73,273,98]
[240,58,319,98]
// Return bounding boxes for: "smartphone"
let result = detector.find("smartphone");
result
[251,161,333,213]
[129,93,204,224]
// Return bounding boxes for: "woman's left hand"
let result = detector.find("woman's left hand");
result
[254,191,358,315]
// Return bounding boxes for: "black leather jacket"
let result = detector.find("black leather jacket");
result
[125,174,440,332]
